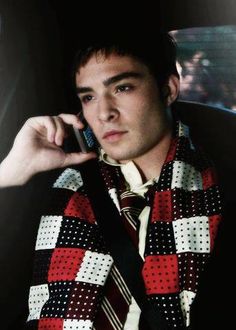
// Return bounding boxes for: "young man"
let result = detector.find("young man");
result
[0,34,222,329]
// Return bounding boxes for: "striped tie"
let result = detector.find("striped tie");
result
[120,190,146,248]
[94,265,132,329]
[94,190,146,329]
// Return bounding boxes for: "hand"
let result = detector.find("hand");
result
[0,113,97,187]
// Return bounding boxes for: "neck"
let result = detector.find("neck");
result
[132,129,173,182]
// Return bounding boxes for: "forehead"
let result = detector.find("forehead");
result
[75,52,149,86]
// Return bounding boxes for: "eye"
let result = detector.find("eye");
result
[80,94,94,104]
[116,84,133,93]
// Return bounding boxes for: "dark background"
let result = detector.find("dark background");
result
[1,0,236,160]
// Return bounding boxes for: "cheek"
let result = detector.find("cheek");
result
[135,106,167,141]
[85,115,104,143]
[83,111,96,130]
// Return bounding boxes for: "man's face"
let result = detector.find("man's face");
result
[76,52,171,162]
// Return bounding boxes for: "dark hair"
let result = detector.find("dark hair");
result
[72,32,179,92]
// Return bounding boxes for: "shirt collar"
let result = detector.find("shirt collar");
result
[99,149,158,194]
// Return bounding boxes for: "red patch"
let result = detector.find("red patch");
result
[48,248,86,281]
[209,215,222,250]
[150,190,172,222]
[38,318,63,329]
[202,167,217,189]
[64,192,96,223]
[142,255,179,294]
[165,138,178,162]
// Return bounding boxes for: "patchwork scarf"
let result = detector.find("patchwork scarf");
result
[26,121,222,330]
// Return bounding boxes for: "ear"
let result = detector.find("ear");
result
[164,74,180,106]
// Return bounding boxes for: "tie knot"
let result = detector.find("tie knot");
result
[120,191,147,216]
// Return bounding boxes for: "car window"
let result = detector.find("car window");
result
[170,26,236,110]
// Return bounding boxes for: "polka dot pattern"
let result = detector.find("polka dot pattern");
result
[145,222,176,255]
[158,163,173,190]
[175,141,212,174]
[172,189,205,220]
[27,284,49,321]
[143,255,179,294]
[36,216,63,250]
[150,190,172,222]
[32,249,53,285]
[99,162,120,190]
[149,293,184,328]
[41,281,74,318]
[56,218,107,253]
[175,137,209,171]
[64,192,96,223]
[65,282,101,320]
[27,120,223,329]
[48,248,85,282]
[173,216,210,253]
[53,168,83,191]
[178,122,189,137]
[171,161,203,191]
[75,251,113,286]
[63,319,93,330]
[38,318,63,329]
[100,163,126,208]
[203,186,222,216]
[178,253,209,292]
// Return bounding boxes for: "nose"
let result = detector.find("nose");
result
[97,94,119,122]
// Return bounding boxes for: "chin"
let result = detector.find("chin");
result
[105,148,143,163]
[103,148,131,162]
[101,141,147,162]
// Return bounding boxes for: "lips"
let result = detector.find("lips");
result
[102,130,127,141]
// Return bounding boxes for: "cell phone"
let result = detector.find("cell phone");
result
[71,112,98,153]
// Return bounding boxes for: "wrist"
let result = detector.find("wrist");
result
[0,154,32,187]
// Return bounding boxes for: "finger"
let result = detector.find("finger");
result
[32,116,57,143]
[53,116,67,146]
[58,113,84,129]
[60,151,97,168]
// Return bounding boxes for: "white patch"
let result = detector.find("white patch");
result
[75,251,113,286]
[179,290,196,327]
[178,122,189,137]
[171,161,202,191]
[173,216,210,253]
[53,168,83,191]
[27,284,49,321]
[36,215,63,250]
[63,319,93,330]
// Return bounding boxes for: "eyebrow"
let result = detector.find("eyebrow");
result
[76,71,143,95]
